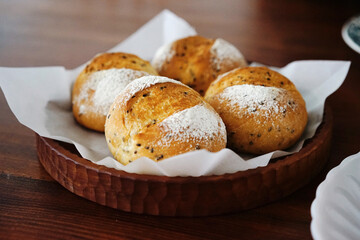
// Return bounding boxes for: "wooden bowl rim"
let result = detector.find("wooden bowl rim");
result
[39,105,332,184]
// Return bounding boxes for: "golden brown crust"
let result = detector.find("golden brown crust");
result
[205,67,308,155]
[105,76,227,165]
[72,52,158,132]
[153,36,247,96]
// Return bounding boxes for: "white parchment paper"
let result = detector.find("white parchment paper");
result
[0,10,351,177]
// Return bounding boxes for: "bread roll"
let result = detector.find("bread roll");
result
[105,75,227,165]
[72,52,158,132]
[205,67,307,154]
[152,35,247,95]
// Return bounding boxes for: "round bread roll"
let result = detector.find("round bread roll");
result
[105,75,227,165]
[204,67,308,155]
[72,52,158,132]
[152,35,247,96]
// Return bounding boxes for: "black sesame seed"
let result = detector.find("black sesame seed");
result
[291,129,295,133]
[267,78,271,81]
[134,151,137,154]
[280,81,284,85]
[257,133,261,137]
[156,154,164,160]
[268,127,273,132]
[184,91,188,95]
[199,90,204,95]
[145,146,150,149]
[150,148,154,153]
[131,60,136,64]
[250,133,254,136]
[181,53,185,57]
[122,55,127,59]
[152,119,157,124]
[249,141,254,145]
[195,145,201,150]
[126,110,129,113]
[230,131,236,135]
[107,114,111,119]
[108,139,111,143]
[131,95,135,98]
[136,143,141,147]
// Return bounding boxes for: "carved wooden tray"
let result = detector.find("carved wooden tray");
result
[36,105,332,217]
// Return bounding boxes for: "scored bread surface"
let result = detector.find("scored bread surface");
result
[72,52,158,132]
[105,76,227,165]
[152,35,247,95]
[205,67,308,154]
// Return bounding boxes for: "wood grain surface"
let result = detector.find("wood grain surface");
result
[1,0,360,239]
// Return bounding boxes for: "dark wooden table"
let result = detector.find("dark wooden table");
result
[1,0,359,239]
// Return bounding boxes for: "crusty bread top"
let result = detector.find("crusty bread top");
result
[108,76,203,135]
[204,66,308,154]
[82,52,158,75]
[205,66,298,98]
[71,52,158,132]
[152,36,247,95]
[105,75,227,164]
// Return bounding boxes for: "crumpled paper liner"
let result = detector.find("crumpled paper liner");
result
[0,10,351,177]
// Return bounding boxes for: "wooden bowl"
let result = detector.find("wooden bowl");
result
[36,105,332,217]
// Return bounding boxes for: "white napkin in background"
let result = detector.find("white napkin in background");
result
[0,10,351,177]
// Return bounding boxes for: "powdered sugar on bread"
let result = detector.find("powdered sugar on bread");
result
[219,84,297,120]
[121,76,187,105]
[74,68,149,116]
[157,103,226,146]
[152,42,175,72]
[210,38,247,71]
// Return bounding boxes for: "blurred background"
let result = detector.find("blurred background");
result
[1,0,359,69]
